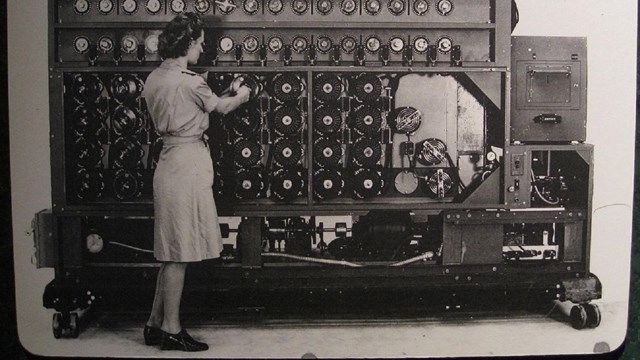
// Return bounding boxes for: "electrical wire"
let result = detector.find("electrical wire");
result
[530,169,560,205]
[109,241,154,254]
[389,251,434,266]
[262,252,364,267]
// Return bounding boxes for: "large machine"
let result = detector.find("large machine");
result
[35,0,601,338]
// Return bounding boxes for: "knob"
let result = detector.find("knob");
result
[73,0,90,15]
[145,0,162,14]
[243,0,259,14]
[122,0,138,14]
[340,0,357,15]
[98,0,115,14]
[436,0,453,16]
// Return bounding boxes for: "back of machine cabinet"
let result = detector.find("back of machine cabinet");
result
[38,0,601,338]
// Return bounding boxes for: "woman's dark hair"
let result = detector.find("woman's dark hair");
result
[158,12,204,59]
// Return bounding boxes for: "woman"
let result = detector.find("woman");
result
[141,12,251,352]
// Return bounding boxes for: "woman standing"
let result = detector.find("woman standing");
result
[141,12,251,352]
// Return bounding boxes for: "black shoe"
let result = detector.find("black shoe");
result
[160,329,209,352]
[143,325,162,346]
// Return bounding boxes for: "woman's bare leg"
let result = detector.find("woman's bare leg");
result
[159,262,188,334]
[146,264,166,328]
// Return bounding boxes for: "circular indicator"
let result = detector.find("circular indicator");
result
[195,0,211,13]
[98,0,115,14]
[86,233,104,253]
[243,0,259,14]
[341,36,357,54]
[316,0,333,14]
[437,36,452,53]
[267,36,283,53]
[169,0,186,13]
[317,36,333,53]
[395,171,419,195]
[121,35,138,54]
[486,151,496,162]
[243,35,259,53]
[73,0,90,14]
[145,34,159,54]
[291,0,309,14]
[340,0,357,14]
[388,0,405,15]
[436,0,453,15]
[292,36,308,54]
[146,0,162,13]
[122,0,138,14]
[218,36,235,53]
[365,36,381,53]
[216,0,236,14]
[413,36,429,53]
[389,36,405,53]
[98,36,114,53]
[73,36,90,54]
[267,0,284,14]
[413,0,429,15]
[364,0,382,15]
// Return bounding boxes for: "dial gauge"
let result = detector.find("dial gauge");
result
[243,35,259,53]
[216,0,236,14]
[86,233,104,254]
[122,0,138,14]
[291,0,309,15]
[98,36,114,53]
[267,0,284,14]
[218,36,235,53]
[317,36,333,53]
[73,36,90,54]
[413,0,429,15]
[317,0,333,14]
[268,36,283,53]
[73,0,90,15]
[146,0,162,14]
[145,34,159,54]
[364,0,382,15]
[341,36,357,53]
[436,0,453,15]
[243,0,259,14]
[389,36,405,53]
[170,0,186,13]
[195,0,211,13]
[413,36,429,53]
[98,0,115,14]
[365,36,381,53]
[292,36,308,53]
[437,36,452,53]
[388,0,405,15]
[121,35,139,54]
[340,0,357,15]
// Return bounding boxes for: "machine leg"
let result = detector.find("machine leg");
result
[555,300,601,330]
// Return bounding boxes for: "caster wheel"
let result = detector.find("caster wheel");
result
[585,303,601,328]
[69,313,80,338]
[570,304,588,330]
[52,313,62,339]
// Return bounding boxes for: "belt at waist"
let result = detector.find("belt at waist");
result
[162,134,208,146]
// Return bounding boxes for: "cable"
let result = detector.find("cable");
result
[389,251,435,266]
[109,241,154,254]
[531,169,560,205]
[262,252,363,267]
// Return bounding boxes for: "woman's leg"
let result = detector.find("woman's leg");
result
[146,264,166,328]
[159,262,188,334]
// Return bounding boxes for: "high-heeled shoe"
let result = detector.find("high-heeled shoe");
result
[143,325,162,346]
[160,329,209,352]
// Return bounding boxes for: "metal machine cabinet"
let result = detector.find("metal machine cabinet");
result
[39,0,602,338]
[511,36,588,143]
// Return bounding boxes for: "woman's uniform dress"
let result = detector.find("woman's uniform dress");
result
[142,58,223,262]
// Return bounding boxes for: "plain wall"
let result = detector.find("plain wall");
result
[8,0,637,356]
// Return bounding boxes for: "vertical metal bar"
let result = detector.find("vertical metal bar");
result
[240,216,263,267]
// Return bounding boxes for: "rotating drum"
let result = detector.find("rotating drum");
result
[229,106,262,138]
[416,138,447,166]
[352,73,383,103]
[271,105,304,136]
[313,168,344,200]
[313,105,342,135]
[351,136,382,167]
[74,137,105,168]
[270,167,306,201]
[74,168,105,201]
[234,167,265,199]
[270,73,304,103]
[110,74,144,104]
[424,169,455,199]
[313,73,343,103]
[352,167,384,199]
[233,138,263,168]
[313,136,343,167]
[110,138,145,169]
[112,105,144,137]
[70,74,105,104]
[351,105,382,137]
[113,169,144,200]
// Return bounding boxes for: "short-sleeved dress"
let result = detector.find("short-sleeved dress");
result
[142,58,223,262]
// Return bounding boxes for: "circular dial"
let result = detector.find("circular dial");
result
[122,0,138,14]
[365,36,381,53]
[341,36,357,54]
[395,171,419,195]
[313,73,343,102]
[272,105,303,136]
[235,168,264,199]
[113,169,143,200]
[352,106,383,137]
[112,106,143,136]
[73,0,90,15]
[353,73,383,102]
[272,138,303,167]
[216,0,236,14]
[242,0,259,14]
[340,0,357,15]
[313,136,343,167]
[234,139,262,167]
[437,36,453,53]
[98,0,115,14]
[486,151,497,162]
[73,36,90,54]
[267,36,283,53]
[145,34,159,54]
[121,35,139,54]
[352,168,383,199]
[426,170,453,198]
[291,0,309,14]
[218,36,235,53]
[267,0,284,14]
[389,36,405,53]
[417,138,447,166]
[71,74,105,103]
[75,169,105,201]
[313,106,342,134]
[110,74,144,104]
[364,0,382,15]
[316,0,333,14]
[195,0,211,13]
[413,0,429,15]
[111,138,144,169]
[313,168,343,200]
[242,35,259,53]
[388,0,405,15]
[169,0,186,13]
[436,0,453,15]
[271,168,305,202]
[86,233,104,253]
[271,73,304,102]
[146,0,162,14]
[413,36,429,53]
[316,36,333,54]
[292,36,308,54]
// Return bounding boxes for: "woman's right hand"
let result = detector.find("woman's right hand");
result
[237,85,251,103]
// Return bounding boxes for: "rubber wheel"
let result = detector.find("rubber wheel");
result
[69,313,80,338]
[570,304,588,330]
[585,303,602,328]
[52,313,62,339]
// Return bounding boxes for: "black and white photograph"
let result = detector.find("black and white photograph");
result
[7,0,637,358]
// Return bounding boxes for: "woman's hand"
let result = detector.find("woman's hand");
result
[236,85,251,103]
